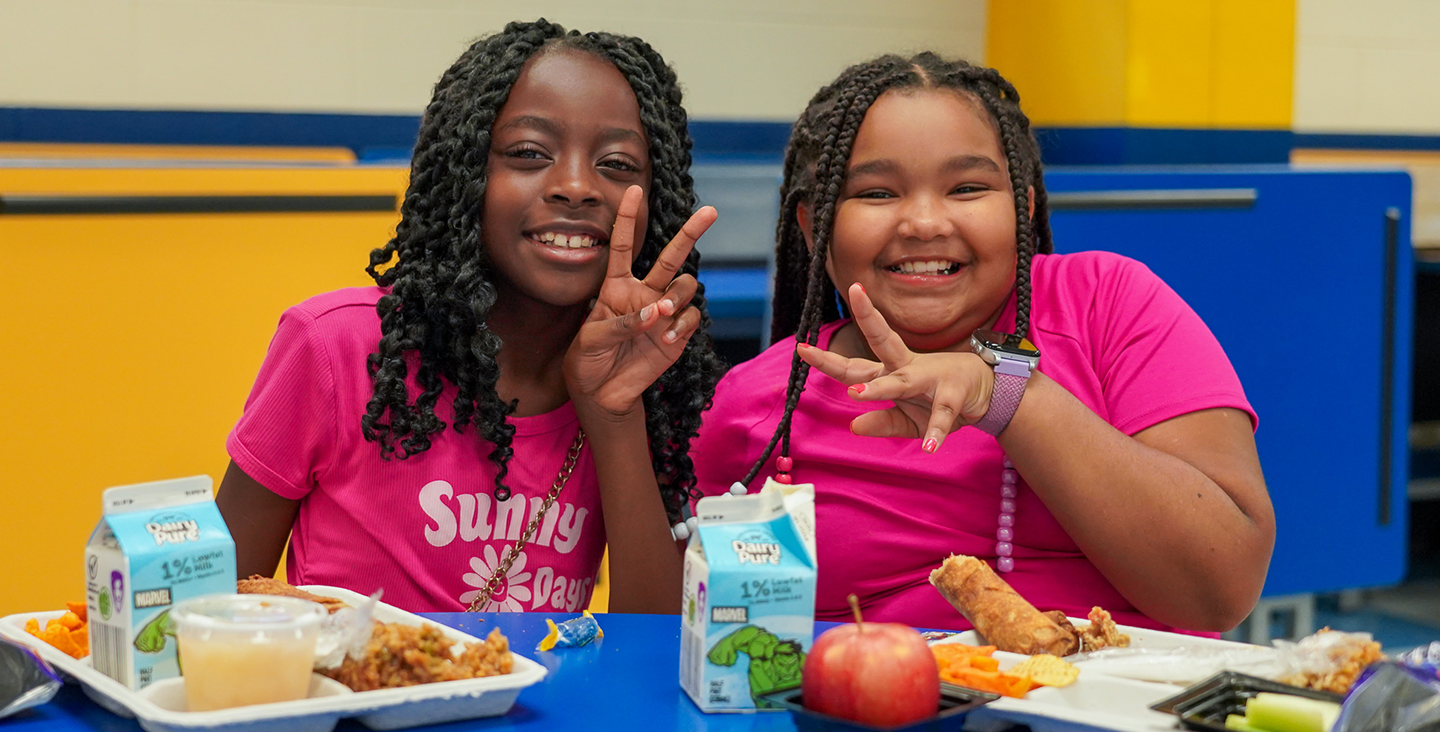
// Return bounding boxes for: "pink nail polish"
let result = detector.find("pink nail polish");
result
[923,438,938,453]
[851,384,866,395]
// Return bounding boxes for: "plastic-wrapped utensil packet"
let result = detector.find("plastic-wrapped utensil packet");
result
[0,637,62,720]
[1068,644,1282,685]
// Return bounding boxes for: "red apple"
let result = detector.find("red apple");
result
[802,595,940,727]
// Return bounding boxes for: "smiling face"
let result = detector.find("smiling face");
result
[482,48,650,310]
[817,88,1020,352]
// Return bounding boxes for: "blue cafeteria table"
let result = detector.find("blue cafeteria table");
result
[5,613,1064,732]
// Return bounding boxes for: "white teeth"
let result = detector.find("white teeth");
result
[535,233,598,249]
[894,260,958,274]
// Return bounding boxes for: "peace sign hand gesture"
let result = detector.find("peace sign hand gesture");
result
[796,283,997,453]
[564,185,717,421]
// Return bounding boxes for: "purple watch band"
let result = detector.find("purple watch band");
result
[973,363,1030,436]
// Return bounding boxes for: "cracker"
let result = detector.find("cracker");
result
[1008,654,1079,687]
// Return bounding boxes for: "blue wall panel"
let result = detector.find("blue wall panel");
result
[1044,167,1414,596]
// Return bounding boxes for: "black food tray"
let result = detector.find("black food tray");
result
[1150,670,1344,732]
[759,685,999,732]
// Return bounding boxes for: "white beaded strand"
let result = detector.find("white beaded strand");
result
[996,457,1018,572]
[670,482,747,541]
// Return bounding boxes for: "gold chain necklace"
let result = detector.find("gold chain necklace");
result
[465,429,586,612]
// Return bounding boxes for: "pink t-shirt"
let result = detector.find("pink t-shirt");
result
[227,287,603,614]
[692,251,1255,633]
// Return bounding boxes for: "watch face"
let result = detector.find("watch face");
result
[973,329,1039,358]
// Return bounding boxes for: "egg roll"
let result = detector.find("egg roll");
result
[237,575,350,614]
[928,554,1078,656]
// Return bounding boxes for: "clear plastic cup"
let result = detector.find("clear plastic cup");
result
[170,594,326,711]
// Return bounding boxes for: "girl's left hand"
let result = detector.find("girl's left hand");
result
[565,185,717,420]
[796,282,996,453]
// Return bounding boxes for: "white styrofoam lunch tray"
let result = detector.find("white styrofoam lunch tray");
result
[0,586,546,732]
[934,619,1267,732]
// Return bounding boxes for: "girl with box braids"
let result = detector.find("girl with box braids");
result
[743,52,1053,486]
[363,19,722,520]
[693,50,1271,632]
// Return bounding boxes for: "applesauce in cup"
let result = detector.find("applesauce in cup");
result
[171,594,326,711]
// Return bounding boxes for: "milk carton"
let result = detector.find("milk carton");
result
[680,480,817,712]
[85,476,236,690]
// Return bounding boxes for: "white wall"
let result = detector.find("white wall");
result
[0,0,986,121]
[1294,0,1440,134]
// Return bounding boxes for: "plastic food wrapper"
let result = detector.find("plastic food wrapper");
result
[314,589,383,669]
[1274,629,1385,694]
[0,638,62,720]
[1334,661,1440,732]
[537,611,603,652]
[1396,641,1440,678]
[1069,644,1282,685]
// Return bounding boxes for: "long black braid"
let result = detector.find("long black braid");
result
[744,51,1053,487]
[362,19,723,519]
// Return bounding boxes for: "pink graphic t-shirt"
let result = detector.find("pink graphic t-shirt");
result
[692,251,1256,633]
[228,287,603,613]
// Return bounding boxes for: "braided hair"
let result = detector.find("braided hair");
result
[743,51,1053,486]
[362,19,722,520]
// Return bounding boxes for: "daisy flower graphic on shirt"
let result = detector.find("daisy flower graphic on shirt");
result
[459,544,533,612]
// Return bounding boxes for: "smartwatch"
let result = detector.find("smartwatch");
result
[968,329,1040,436]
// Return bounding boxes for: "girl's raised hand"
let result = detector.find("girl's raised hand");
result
[564,185,718,420]
[796,283,996,453]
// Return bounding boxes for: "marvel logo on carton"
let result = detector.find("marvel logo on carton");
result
[85,476,236,690]
[680,479,817,712]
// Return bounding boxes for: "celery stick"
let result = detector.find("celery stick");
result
[1225,713,1268,732]
[1245,693,1342,732]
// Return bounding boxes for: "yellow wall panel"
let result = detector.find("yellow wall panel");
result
[988,0,1295,130]
[1125,0,1214,126]
[986,0,1128,126]
[0,164,406,616]
[1213,0,1294,128]
[0,166,407,196]
[0,143,356,163]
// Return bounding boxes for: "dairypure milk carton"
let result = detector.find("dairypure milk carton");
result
[85,476,236,690]
[680,479,817,712]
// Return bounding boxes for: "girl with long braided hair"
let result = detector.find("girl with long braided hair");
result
[218,20,723,614]
[691,52,1273,633]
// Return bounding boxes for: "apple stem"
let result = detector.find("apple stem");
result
[847,594,863,631]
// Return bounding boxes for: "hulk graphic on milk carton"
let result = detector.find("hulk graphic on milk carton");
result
[680,480,817,711]
[86,476,236,689]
